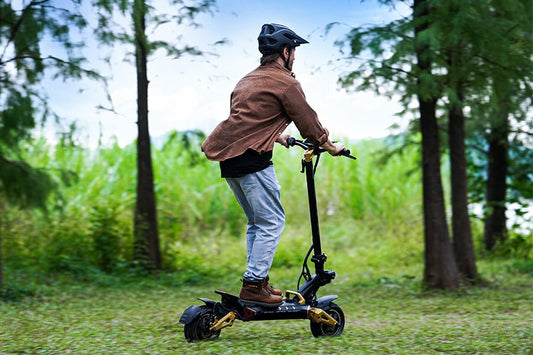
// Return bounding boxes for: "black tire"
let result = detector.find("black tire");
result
[309,303,345,337]
[183,306,221,342]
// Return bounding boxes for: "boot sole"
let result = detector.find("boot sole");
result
[239,299,283,308]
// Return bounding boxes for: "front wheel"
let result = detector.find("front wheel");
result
[309,303,345,337]
[183,306,220,342]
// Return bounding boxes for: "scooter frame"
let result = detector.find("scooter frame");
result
[179,138,356,341]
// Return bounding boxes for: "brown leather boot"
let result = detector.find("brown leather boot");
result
[239,281,283,307]
[263,275,282,296]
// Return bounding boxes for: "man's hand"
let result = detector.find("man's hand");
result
[276,133,291,148]
[321,140,345,156]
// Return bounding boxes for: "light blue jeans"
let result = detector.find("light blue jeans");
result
[226,165,285,284]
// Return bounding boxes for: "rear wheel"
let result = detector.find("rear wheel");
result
[309,303,345,337]
[183,306,220,342]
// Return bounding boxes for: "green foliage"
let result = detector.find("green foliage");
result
[1,132,430,279]
[337,0,532,124]
[2,130,529,282]
[41,219,94,276]
[0,92,56,209]
[93,0,219,58]
[0,283,34,302]
[467,134,533,231]
[492,233,533,260]
[0,0,102,212]
[0,91,35,147]
[0,156,56,210]
[336,0,532,264]
[89,204,123,273]
[507,138,533,220]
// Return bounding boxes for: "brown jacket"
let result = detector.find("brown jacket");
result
[201,61,329,161]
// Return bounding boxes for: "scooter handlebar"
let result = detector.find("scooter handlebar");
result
[287,137,357,160]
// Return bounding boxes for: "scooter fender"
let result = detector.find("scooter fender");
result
[179,298,217,325]
[315,294,339,309]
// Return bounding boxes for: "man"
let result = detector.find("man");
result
[201,23,345,307]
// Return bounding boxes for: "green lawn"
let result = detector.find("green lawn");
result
[1,266,531,354]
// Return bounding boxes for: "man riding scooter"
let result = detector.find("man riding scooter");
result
[201,23,345,306]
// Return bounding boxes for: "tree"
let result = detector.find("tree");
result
[335,0,460,289]
[93,0,217,271]
[474,0,533,251]
[438,0,479,281]
[0,0,97,287]
[413,0,460,289]
[336,0,531,284]
[132,0,160,270]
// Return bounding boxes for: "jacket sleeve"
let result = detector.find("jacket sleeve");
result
[281,81,329,146]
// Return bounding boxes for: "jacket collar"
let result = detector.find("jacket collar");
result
[263,60,294,77]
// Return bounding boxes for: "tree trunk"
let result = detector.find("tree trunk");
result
[483,77,510,251]
[0,225,3,288]
[133,0,161,271]
[414,0,459,290]
[484,118,509,251]
[0,202,4,287]
[448,92,478,281]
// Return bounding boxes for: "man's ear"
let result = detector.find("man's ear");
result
[282,46,290,60]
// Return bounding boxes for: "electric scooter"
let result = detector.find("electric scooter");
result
[179,138,356,342]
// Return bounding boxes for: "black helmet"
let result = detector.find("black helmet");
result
[258,23,309,55]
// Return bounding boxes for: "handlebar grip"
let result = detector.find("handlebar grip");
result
[340,149,357,160]
[286,137,356,159]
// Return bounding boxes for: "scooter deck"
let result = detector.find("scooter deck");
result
[215,289,282,308]
[214,290,312,321]
[214,289,305,308]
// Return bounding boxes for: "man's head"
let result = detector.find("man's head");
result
[257,23,308,70]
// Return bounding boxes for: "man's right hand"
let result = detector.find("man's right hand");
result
[276,133,291,148]
[321,140,345,156]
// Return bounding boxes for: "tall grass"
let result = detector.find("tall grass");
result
[4,132,426,284]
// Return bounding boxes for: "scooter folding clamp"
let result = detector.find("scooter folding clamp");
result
[304,149,315,162]
[311,253,327,264]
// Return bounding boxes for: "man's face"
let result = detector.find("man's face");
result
[289,48,296,70]
[283,47,296,70]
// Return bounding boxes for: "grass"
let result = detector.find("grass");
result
[1,263,531,354]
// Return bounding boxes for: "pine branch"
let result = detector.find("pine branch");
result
[0,154,30,174]
[473,54,517,72]
[0,0,48,61]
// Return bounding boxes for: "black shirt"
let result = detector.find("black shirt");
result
[220,149,273,178]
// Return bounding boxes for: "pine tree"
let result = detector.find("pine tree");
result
[336,0,531,286]
[92,0,217,271]
[413,0,460,289]
[0,0,98,287]
[473,0,533,251]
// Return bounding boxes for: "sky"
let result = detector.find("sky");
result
[46,0,411,148]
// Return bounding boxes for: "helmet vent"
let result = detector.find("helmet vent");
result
[266,24,275,34]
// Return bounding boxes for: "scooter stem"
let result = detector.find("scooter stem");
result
[302,151,325,274]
